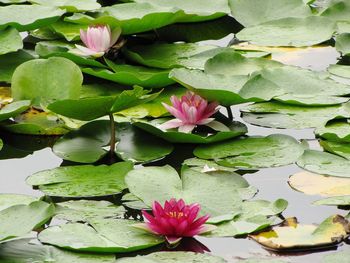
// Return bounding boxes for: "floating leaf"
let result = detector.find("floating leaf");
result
[116,251,227,262]
[55,200,125,222]
[0,201,54,242]
[0,5,64,31]
[0,100,31,122]
[30,0,101,12]
[250,215,349,251]
[314,196,350,206]
[0,238,116,263]
[0,27,22,55]
[236,16,335,47]
[316,121,350,142]
[229,0,311,27]
[297,150,350,178]
[183,157,237,173]
[38,219,164,253]
[322,251,350,263]
[125,165,257,221]
[241,102,350,129]
[328,64,350,78]
[194,134,305,169]
[0,194,37,212]
[133,118,247,144]
[321,0,350,22]
[335,33,350,55]
[26,162,133,198]
[0,50,35,83]
[11,57,82,106]
[53,120,173,164]
[320,140,350,160]
[288,171,350,196]
[0,139,2,151]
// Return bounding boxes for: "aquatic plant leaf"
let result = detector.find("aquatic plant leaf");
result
[335,33,350,55]
[38,219,164,253]
[0,194,37,212]
[29,0,101,12]
[0,100,31,122]
[0,27,22,55]
[314,196,350,206]
[26,162,133,198]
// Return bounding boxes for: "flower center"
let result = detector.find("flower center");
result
[166,211,186,219]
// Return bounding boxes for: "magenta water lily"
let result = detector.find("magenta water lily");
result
[134,198,216,244]
[160,91,228,133]
[73,25,121,58]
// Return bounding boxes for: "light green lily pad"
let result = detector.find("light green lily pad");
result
[53,120,173,164]
[194,134,305,169]
[316,121,350,142]
[0,100,31,122]
[297,150,350,178]
[0,5,64,31]
[133,118,247,144]
[0,27,22,55]
[30,0,101,12]
[116,251,227,262]
[335,33,350,55]
[26,162,133,198]
[236,16,335,47]
[11,57,82,107]
[55,200,125,222]
[0,201,54,242]
[320,140,350,160]
[328,64,350,78]
[38,219,164,253]
[125,165,257,221]
[0,194,37,212]
[314,196,350,206]
[0,238,116,263]
[322,251,350,263]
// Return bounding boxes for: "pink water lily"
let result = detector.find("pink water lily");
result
[159,91,228,133]
[133,198,216,244]
[73,25,121,58]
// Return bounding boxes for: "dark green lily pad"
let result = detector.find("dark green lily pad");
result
[194,134,305,169]
[0,201,54,242]
[38,219,164,253]
[0,100,31,122]
[320,140,350,160]
[0,5,64,31]
[241,102,350,129]
[0,50,35,83]
[236,16,335,47]
[229,0,312,27]
[55,200,126,222]
[116,251,227,262]
[133,118,247,144]
[0,27,22,55]
[26,162,133,198]
[297,150,350,178]
[53,120,173,164]
[11,57,82,107]
[0,238,116,263]
[125,165,257,221]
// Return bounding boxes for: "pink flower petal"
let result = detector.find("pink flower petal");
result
[158,119,183,131]
[166,236,182,245]
[178,124,196,133]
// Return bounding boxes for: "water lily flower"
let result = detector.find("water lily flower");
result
[159,91,228,133]
[72,25,121,58]
[134,198,216,244]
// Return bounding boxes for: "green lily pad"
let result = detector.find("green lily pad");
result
[194,134,305,169]
[47,87,159,121]
[328,64,350,78]
[0,27,22,55]
[207,199,287,237]
[0,194,37,211]
[297,150,350,178]
[55,200,126,222]
[236,16,335,47]
[0,100,31,122]
[30,0,101,12]
[321,0,350,22]
[116,251,227,262]
[0,5,64,31]
[133,118,247,144]
[0,50,35,83]
[38,219,164,253]
[241,102,350,129]
[320,140,350,160]
[288,171,350,196]
[229,0,312,27]
[125,165,257,221]
[250,215,349,251]
[316,120,350,142]
[81,61,174,89]
[335,33,350,55]
[53,120,173,164]
[11,57,82,107]
[0,238,116,263]
[48,20,86,41]
[26,162,133,198]
[314,196,350,206]
[0,139,2,151]
[0,201,54,242]
[183,157,237,173]
[322,251,350,263]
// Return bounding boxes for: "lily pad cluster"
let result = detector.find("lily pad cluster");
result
[0,0,350,262]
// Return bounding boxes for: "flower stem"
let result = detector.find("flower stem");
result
[226,106,233,121]
[109,113,116,159]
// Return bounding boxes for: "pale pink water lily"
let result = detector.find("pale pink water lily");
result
[72,25,121,58]
[133,198,216,244]
[159,91,228,133]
